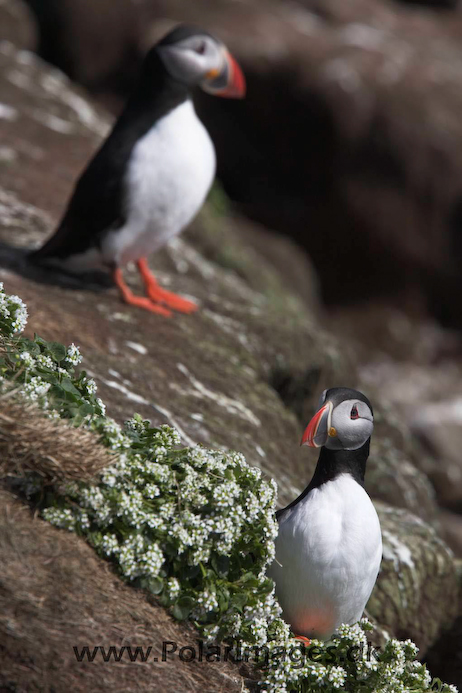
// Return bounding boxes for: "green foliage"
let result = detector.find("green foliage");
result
[0,333,105,425]
[43,417,280,646]
[0,285,104,424]
[0,282,457,693]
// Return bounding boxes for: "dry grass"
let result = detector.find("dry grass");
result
[0,397,250,692]
[0,391,115,482]
[0,491,247,693]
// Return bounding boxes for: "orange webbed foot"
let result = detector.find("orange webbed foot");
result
[294,636,311,647]
[113,268,172,316]
[122,294,172,316]
[146,286,198,314]
[137,258,198,314]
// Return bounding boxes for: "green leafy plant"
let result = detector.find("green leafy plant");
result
[0,290,104,425]
[0,282,457,693]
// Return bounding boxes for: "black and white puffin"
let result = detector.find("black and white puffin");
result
[29,25,246,316]
[268,387,382,641]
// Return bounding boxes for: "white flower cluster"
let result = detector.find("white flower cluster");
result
[65,343,82,365]
[21,376,51,401]
[140,543,164,578]
[20,351,35,368]
[257,618,449,693]
[167,577,180,601]
[0,283,28,335]
[0,282,27,337]
[43,414,281,645]
[36,353,55,369]
[0,287,105,425]
[42,507,77,531]
[82,376,97,395]
[327,667,346,688]
[0,286,453,693]
[225,612,242,637]
[101,533,119,556]
[98,418,130,450]
[196,589,219,613]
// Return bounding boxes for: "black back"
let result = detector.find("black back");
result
[30,46,190,263]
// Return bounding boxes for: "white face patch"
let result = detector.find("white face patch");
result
[158,35,224,86]
[328,399,373,451]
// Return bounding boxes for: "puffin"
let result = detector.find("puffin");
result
[29,25,246,316]
[268,387,382,641]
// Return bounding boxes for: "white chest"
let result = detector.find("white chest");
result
[268,474,382,639]
[103,99,216,265]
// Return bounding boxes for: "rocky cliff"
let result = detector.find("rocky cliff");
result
[0,0,461,689]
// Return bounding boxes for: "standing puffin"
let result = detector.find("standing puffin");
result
[29,25,246,316]
[269,387,382,641]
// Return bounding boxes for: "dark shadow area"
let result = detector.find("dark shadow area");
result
[425,617,462,689]
[198,76,425,310]
[0,243,112,292]
[269,365,322,425]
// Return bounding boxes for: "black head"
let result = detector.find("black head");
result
[301,387,374,451]
[157,24,214,47]
[145,23,246,98]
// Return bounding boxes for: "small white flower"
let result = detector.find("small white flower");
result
[78,511,91,530]
[83,377,97,395]
[21,376,51,401]
[101,534,119,556]
[140,543,164,577]
[145,483,160,499]
[65,343,82,365]
[328,666,346,688]
[196,589,219,612]
[167,577,181,601]
[42,507,76,531]
[250,617,268,646]
[36,353,55,369]
[96,397,106,415]
[7,294,28,333]
[19,351,35,368]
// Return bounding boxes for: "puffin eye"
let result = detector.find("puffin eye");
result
[350,405,359,420]
[196,42,206,55]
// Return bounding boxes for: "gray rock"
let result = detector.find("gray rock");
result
[0,0,37,50]
[0,12,459,689]
[368,503,458,654]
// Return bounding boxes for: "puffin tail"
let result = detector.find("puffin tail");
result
[28,220,71,267]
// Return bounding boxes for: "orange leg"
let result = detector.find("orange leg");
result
[294,636,311,647]
[137,258,198,314]
[113,268,172,316]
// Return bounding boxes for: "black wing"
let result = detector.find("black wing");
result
[30,55,190,263]
[275,482,313,521]
[30,133,130,262]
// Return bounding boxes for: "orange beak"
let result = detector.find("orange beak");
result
[202,50,246,99]
[221,51,246,98]
[301,402,333,448]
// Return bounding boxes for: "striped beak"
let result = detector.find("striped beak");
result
[202,50,246,98]
[301,401,333,448]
